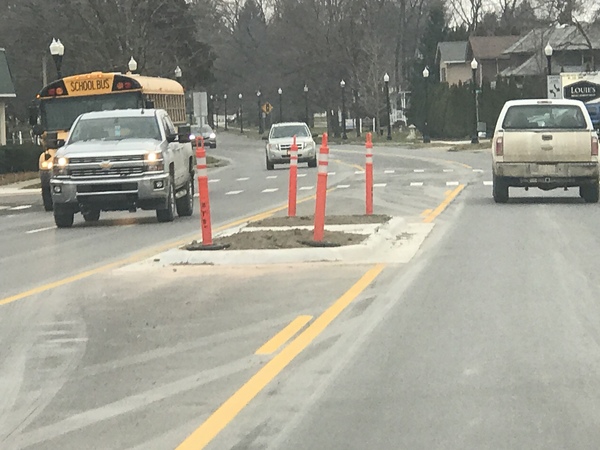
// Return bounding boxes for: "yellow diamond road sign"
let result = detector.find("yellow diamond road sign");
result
[262,102,273,114]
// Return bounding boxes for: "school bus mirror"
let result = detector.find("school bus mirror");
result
[32,124,44,136]
[28,105,39,126]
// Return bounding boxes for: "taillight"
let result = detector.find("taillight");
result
[495,136,504,156]
[592,135,598,156]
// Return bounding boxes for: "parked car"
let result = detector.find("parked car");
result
[491,99,599,203]
[264,122,317,170]
[190,124,217,148]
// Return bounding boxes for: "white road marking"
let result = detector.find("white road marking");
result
[410,182,424,187]
[266,175,278,179]
[483,181,493,186]
[299,186,313,190]
[384,170,395,174]
[328,172,336,176]
[10,205,32,210]
[337,185,350,189]
[443,169,454,172]
[297,173,307,178]
[473,169,484,173]
[354,170,365,174]
[225,190,244,195]
[262,188,278,193]
[208,179,220,183]
[414,169,425,173]
[0,206,9,210]
[373,183,387,188]
[446,181,459,186]
[236,177,249,181]
[26,226,55,234]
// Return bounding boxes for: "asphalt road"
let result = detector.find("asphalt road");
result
[4,133,600,449]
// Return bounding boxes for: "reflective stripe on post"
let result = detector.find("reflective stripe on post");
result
[196,136,213,245]
[288,135,298,217]
[365,132,373,215]
[313,133,329,242]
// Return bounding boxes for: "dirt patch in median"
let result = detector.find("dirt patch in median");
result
[187,214,391,250]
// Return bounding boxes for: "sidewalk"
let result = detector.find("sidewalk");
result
[0,178,41,195]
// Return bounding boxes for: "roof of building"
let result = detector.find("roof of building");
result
[503,23,600,55]
[436,41,468,64]
[0,48,16,98]
[469,35,521,60]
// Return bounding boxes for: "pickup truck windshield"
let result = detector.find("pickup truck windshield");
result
[503,105,587,130]
[69,117,162,143]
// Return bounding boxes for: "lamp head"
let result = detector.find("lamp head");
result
[422,67,429,78]
[239,93,242,99]
[278,87,282,95]
[304,84,308,93]
[49,38,64,56]
[471,58,478,70]
[383,73,390,83]
[340,79,346,88]
[174,66,182,78]
[544,43,553,57]
[257,90,261,97]
[128,57,137,72]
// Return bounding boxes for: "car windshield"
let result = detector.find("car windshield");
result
[270,125,310,138]
[201,125,213,134]
[69,116,162,143]
[503,105,587,130]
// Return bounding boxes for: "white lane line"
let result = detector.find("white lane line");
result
[266,175,278,179]
[208,179,220,183]
[414,169,425,173]
[446,181,459,186]
[337,185,350,189]
[26,226,55,234]
[354,170,365,174]
[0,206,9,210]
[373,183,387,188]
[299,186,313,191]
[328,172,336,176]
[10,205,32,211]
[483,181,493,186]
[384,170,395,174]
[410,182,424,187]
[262,188,278,193]
[443,169,454,173]
[473,169,484,173]
[236,177,249,181]
[225,190,244,195]
[297,173,307,178]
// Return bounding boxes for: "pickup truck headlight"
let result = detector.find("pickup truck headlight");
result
[52,156,68,175]
[209,133,216,139]
[144,151,164,171]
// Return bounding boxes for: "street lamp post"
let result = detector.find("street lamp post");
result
[303,84,309,126]
[278,88,283,123]
[422,67,431,143]
[128,56,137,74]
[470,58,479,144]
[49,38,65,79]
[209,94,214,127]
[224,94,228,131]
[239,93,243,133]
[354,89,360,138]
[340,80,347,140]
[384,73,392,141]
[257,90,263,134]
[545,42,553,75]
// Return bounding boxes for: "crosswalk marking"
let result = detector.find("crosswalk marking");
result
[225,190,243,195]
[262,188,278,193]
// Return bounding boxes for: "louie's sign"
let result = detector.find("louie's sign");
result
[557,72,600,101]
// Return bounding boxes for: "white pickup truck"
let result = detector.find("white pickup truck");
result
[49,109,195,227]
[492,99,599,203]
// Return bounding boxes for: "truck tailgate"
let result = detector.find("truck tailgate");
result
[502,130,591,162]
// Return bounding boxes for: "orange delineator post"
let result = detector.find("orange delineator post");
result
[365,132,374,215]
[288,135,298,217]
[313,133,329,242]
[196,137,213,246]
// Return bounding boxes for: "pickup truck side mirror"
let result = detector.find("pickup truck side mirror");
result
[166,134,177,143]
[46,131,65,149]
[177,125,191,143]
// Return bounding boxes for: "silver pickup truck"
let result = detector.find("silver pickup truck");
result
[50,109,195,227]
[492,99,599,203]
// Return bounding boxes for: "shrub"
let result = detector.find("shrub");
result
[0,144,42,174]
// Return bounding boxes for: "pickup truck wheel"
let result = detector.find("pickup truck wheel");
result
[266,156,274,171]
[580,182,599,203]
[53,207,74,228]
[156,180,176,222]
[493,174,509,203]
[308,157,317,168]
[82,209,100,222]
[42,185,53,211]
[176,174,194,217]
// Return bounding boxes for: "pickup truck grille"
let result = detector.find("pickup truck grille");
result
[70,167,144,177]
[69,155,145,164]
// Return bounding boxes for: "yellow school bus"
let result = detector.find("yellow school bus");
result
[31,72,186,211]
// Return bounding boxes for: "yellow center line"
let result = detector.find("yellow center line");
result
[0,191,335,307]
[255,315,313,355]
[332,158,364,172]
[176,263,385,450]
[423,184,465,223]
